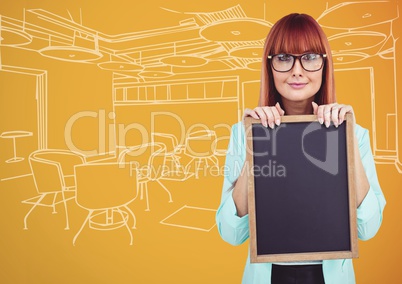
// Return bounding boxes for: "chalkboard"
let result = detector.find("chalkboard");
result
[245,114,358,263]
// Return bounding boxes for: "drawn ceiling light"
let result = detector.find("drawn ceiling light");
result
[0,27,32,46]
[138,65,174,78]
[316,1,398,29]
[246,60,263,71]
[160,55,207,67]
[97,61,144,72]
[138,70,174,78]
[331,52,369,65]
[199,19,271,42]
[39,32,103,62]
[328,31,386,53]
[229,46,263,58]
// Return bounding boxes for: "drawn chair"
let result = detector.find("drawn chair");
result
[118,143,172,211]
[184,129,219,178]
[73,162,138,245]
[151,132,184,172]
[22,149,86,230]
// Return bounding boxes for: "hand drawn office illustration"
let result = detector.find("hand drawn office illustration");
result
[0,1,400,246]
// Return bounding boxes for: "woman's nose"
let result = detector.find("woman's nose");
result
[291,58,304,76]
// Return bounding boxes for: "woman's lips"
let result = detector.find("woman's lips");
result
[288,82,308,89]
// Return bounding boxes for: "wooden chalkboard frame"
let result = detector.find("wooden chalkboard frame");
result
[245,114,358,263]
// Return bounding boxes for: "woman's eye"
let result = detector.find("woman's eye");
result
[304,54,318,61]
[277,54,292,61]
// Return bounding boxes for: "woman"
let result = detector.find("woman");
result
[216,13,386,284]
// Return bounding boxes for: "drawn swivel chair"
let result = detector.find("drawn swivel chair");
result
[73,163,139,245]
[22,149,86,230]
[118,143,172,211]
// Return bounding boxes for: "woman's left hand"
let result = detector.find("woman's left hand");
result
[312,102,354,128]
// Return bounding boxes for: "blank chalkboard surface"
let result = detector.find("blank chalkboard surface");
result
[245,114,358,263]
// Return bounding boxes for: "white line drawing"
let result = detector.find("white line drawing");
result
[0,65,48,178]
[317,0,400,172]
[160,205,217,232]
[184,129,219,179]
[151,132,194,181]
[118,143,173,211]
[73,162,138,245]
[22,149,86,230]
[242,79,260,116]
[0,5,270,72]
[0,130,33,163]
[1,4,399,175]
[112,76,240,105]
[0,1,399,246]
[151,132,185,171]
[334,67,375,143]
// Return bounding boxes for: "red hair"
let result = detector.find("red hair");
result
[259,13,335,107]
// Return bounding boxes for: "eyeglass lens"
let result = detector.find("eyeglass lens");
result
[271,54,324,72]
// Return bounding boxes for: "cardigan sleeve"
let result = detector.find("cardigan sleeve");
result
[215,122,249,246]
[355,125,386,241]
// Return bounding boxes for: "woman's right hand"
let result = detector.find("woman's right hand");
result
[243,102,285,129]
[234,103,285,217]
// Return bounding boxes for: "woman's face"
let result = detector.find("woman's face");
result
[272,55,323,104]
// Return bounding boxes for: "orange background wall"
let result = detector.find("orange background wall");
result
[0,0,401,283]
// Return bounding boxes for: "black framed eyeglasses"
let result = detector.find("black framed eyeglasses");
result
[268,53,327,72]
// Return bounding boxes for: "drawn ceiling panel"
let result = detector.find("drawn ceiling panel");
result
[0,5,271,76]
